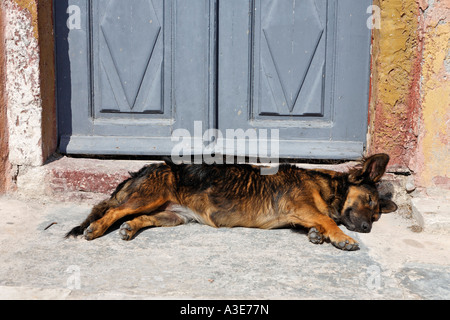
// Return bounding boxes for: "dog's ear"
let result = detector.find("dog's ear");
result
[349,153,390,184]
[379,198,397,213]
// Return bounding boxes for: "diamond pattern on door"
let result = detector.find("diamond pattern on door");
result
[98,0,163,113]
[257,0,326,117]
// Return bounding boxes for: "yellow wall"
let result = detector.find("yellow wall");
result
[370,0,449,189]
[13,0,38,38]
[416,1,450,188]
[369,0,421,169]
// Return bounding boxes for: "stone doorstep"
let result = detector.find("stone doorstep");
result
[411,197,450,235]
[16,156,153,204]
[14,156,449,234]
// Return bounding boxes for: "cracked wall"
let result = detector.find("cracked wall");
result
[369,0,421,170]
[369,0,449,190]
[415,0,450,189]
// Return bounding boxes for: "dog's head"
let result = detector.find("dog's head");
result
[339,154,397,233]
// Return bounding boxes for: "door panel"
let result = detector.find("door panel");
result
[55,0,215,155]
[257,0,327,117]
[218,0,372,159]
[94,0,164,115]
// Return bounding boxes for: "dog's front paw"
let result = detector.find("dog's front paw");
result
[331,235,359,251]
[308,227,324,244]
[119,222,134,241]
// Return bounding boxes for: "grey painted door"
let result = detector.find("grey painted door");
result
[55,0,372,159]
[55,0,216,155]
[218,0,372,159]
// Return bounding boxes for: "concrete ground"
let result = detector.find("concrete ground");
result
[0,195,449,300]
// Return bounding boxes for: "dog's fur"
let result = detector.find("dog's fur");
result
[66,153,397,250]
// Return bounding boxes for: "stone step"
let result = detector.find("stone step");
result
[16,156,153,204]
[411,196,450,234]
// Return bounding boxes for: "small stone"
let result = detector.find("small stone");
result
[405,176,416,193]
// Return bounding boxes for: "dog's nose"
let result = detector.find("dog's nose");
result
[361,222,371,232]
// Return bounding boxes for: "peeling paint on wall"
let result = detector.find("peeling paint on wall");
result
[369,0,449,190]
[12,0,38,39]
[415,0,450,189]
[368,0,421,170]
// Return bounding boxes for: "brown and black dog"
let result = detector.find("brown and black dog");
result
[66,153,397,250]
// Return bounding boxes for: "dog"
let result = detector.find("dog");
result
[66,153,397,250]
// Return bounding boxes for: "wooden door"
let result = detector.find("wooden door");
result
[55,0,372,159]
[218,0,372,159]
[55,0,215,155]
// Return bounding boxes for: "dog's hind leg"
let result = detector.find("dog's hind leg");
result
[83,195,168,240]
[119,211,187,240]
[66,163,177,240]
[65,199,113,238]
[65,180,147,239]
